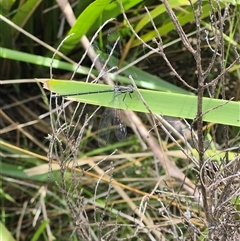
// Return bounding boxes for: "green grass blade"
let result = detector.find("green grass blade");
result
[11,0,42,36]
[42,79,240,127]
[0,222,16,241]
[0,47,90,75]
[0,47,189,93]
[30,220,50,241]
[59,0,143,54]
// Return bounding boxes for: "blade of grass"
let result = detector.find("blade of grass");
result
[0,47,90,75]
[59,0,143,54]
[41,79,240,127]
[0,222,16,241]
[1,47,188,93]
[11,0,42,38]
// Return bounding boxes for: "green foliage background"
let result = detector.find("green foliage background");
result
[0,0,240,240]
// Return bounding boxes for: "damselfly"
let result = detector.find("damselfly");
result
[59,29,134,146]
[59,84,134,146]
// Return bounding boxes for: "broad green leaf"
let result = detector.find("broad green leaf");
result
[60,0,112,53]
[41,79,240,127]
